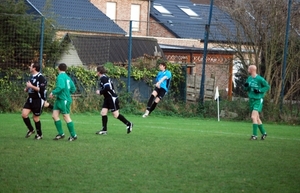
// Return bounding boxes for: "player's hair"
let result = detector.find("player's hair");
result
[58,63,67,71]
[32,62,40,72]
[159,61,167,69]
[97,65,107,74]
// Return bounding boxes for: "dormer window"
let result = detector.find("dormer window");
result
[178,6,200,18]
[153,3,172,16]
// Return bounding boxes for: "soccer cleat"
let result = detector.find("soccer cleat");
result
[68,136,77,141]
[126,122,133,134]
[95,130,107,135]
[25,130,35,138]
[53,134,65,140]
[250,135,258,140]
[261,134,267,140]
[34,135,43,140]
[142,110,149,118]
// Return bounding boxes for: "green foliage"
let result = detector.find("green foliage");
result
[67,66,98,93]
[0,0,66,69]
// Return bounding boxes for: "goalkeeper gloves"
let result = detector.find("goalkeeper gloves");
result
[244,83,249,87]
[254,89,261,93]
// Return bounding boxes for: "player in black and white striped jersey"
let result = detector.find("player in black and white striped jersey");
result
[22,62,48,140]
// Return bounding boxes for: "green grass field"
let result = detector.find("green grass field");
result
[0,113,299,193]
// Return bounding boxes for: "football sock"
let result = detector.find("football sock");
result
[102,115,108,131]
[252,124,258,136]
[67,121,76,137]
[23,117,34,131]
[54,120,64,135]
[149,102,158,114]
[146,95,155,110]
[34,121,42,136]
[258,124,266,134]
[117,114,129,125]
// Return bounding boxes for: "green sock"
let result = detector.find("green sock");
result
[252,124,258,136]
[258,124,266,135]
[67,122,76,137]
[54,120,64,135]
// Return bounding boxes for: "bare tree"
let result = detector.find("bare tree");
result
[215,0,300,104]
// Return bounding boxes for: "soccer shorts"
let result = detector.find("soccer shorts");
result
[250,98,263,113]
[102,96,120,112]
[53,99,71,114]
[154,87,167,99]
[23,97,45,116]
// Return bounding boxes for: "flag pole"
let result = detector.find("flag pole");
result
[217,96,220,122]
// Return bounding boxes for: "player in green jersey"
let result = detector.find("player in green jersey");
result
[50,63,77,141]
[244,65,270,140]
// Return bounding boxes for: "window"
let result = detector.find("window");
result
[178,6,199,18]
[131,4,140,31]
[153,3,172,16]
[106,2,116,21]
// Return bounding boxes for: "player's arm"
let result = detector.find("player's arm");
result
[253,78,270,94]
[259,78,270,93]
[156,72,171,87]
[69,79,76,94]
[26,81,40,92]
[243,79,250,91]
[99,82,111,95]
[50,77,64,96]
[38,76,47,100]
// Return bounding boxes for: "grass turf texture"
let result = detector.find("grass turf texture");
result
[0,113,299,193]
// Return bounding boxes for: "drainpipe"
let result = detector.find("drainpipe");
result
[147,0,151,36]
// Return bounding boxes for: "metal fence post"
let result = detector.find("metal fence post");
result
[127,20,132,93]
[199,0,214,105]
[39,16,45,73]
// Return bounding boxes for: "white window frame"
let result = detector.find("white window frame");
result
[179,6,199,18]
[131,4,140,31]
[153,3,172,16]
[106,2,116,21]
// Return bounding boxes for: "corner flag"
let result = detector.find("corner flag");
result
[214,86,219,100]
[214,86,220,121]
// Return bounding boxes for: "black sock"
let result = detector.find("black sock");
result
[147,95,155,110]
[23,117,34,131]
[117,114,130,125]
[102,115,108,131]
[149,102,158,114]
[35,121,42,136]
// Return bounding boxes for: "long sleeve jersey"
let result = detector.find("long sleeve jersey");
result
[51,72,76,102]
[244,75,270,99]
[98,74,118,98]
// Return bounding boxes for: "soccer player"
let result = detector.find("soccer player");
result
[49,63,77,141]
[142,61,172,117]
[95,65,133,135]
[22,62,47,140]
[244,65,270,140]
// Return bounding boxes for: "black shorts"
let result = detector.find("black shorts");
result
[23,97,45,116]
[154,87,167,99]
[102,96,120,112]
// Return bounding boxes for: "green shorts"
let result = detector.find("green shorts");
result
[250,98,263,113]
[53,99,71,114]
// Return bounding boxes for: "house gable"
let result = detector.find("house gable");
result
[59,34,164,66]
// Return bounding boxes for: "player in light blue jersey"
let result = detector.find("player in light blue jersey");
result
[143,61,172,117]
